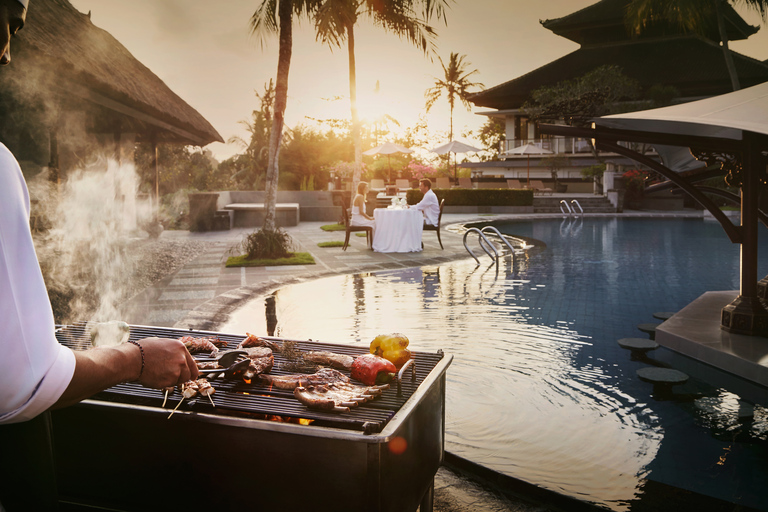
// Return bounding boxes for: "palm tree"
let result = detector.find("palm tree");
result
[250,0,320,232]
[424,52,483,142]
[625,0,768,91]
[314,0,448,191]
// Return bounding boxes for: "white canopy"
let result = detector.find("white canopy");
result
[596,81,768,140]
[363,142,413,156]
[430,140,482,155]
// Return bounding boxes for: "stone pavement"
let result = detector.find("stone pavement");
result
[119,208,702,512]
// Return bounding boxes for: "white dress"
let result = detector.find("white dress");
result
[351,205,375,228]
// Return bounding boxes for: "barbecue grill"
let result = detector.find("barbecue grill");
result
[52,324,452,512]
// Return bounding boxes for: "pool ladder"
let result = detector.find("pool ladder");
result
[462,226,520,266]
[560,199,584,216]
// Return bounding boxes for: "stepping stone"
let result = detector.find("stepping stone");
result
[637,367,689,399]
[653,311,675,321]
[695,398,755,422]
[617,337,659,360]
[637,322,661,340]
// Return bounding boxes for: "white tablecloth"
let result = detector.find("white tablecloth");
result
[373,208,423,253]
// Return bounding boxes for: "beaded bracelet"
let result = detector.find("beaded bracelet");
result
[126,340,145,380]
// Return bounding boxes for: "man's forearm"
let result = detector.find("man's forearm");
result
[52,343,140,409]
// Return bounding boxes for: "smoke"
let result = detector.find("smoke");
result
[32,158,156,324]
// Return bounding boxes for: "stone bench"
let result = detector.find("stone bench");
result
[223,203,300,228]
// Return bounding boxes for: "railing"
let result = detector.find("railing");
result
[502,137,592,156]
[560,200,572,215]
[463,226,526,266]
[501,138,659,158]
[571,199,584,215]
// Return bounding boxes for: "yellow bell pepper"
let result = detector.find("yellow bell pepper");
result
[370,333,411,369]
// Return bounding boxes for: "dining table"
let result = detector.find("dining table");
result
[372,207,423,253]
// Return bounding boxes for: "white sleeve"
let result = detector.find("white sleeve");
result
[0,143,76,424]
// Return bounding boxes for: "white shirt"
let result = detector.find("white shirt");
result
[413,188,440,226]
[0,143,76,424]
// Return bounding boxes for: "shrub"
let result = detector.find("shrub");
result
[239,228,293,260]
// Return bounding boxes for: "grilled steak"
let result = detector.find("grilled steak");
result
[259,368,350,390]
[303,351,354,370]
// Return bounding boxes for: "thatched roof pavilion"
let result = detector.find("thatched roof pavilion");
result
[0,0,222,178]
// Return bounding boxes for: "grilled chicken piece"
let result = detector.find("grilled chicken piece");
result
[294,380,390,412]
[238,333,282,352]
[179,336,220,356]
[303,351,354,370]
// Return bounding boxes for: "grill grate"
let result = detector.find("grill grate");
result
[56,323,444,433]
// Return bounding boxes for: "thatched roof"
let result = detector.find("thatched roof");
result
[471,38,768,111]
[541,0,758,46]
[15,0,223,146]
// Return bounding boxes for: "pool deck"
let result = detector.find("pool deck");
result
[120,207,721,512]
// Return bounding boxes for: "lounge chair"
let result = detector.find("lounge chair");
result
[395,179,411,192]
[457,177,473,188]
[423,199,445,250]
[477,182,501,189]
[507,179,524,189]
[370,179,386,192]
[435,177,451,189]
[530,180,553,195]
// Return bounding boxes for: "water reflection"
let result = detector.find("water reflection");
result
[222,262,660,510]
[220,218,768,511]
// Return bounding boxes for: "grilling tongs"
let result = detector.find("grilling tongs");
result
[197,350,249,379]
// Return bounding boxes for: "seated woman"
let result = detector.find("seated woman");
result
[351,181,376,230]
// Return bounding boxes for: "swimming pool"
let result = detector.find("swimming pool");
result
[221,217,768,511]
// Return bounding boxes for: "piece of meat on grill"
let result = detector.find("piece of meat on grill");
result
[238,333,282,352]
[294,380,390,412]
[179,336,220,356]
[224,347,274,381]
[260,367,349,390]
[196,360,220,370]
[303,351,354,370]
[261,367,390,394]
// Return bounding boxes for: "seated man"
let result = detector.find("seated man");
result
[410,178,440,227]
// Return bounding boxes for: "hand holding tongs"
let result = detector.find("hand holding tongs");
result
[197,350,249,379]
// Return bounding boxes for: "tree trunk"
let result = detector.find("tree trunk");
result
[264,0,292,231]
[348,22,363,193]
[716,0,740,91]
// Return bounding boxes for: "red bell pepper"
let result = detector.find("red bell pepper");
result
[350,354,397,385]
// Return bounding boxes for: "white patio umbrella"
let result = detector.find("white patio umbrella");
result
[363,142,413,182]
[505,143,553,187]
[430,140,482,180]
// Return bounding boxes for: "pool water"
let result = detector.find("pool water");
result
[221,218,768,511]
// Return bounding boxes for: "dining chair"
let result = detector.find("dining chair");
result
[341,203,373,251]
[423,198,445,250]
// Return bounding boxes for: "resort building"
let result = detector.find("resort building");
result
[467,0,768,194]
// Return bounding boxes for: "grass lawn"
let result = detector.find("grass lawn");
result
[318,241,345,248]
[321,223,346,231]
[225,252,315,267]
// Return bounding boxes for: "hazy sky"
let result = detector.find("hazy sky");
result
[68,0,768,161]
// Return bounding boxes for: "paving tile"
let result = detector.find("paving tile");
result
[158,290,216,301]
